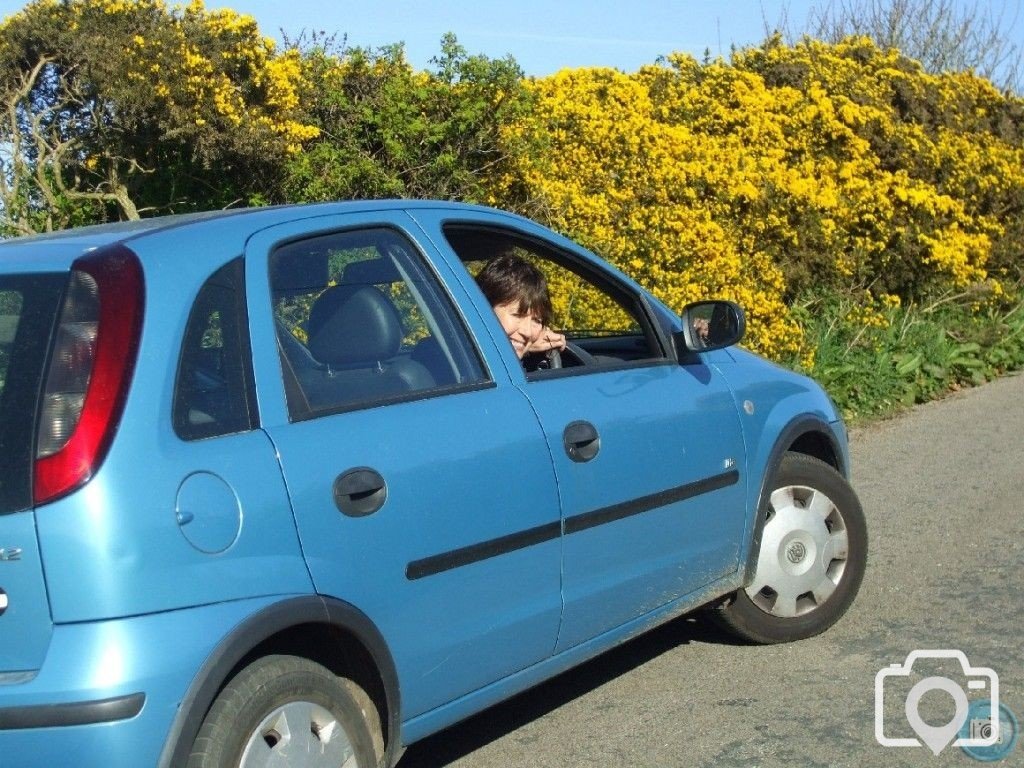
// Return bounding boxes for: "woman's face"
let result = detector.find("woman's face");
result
[492,300,543,359]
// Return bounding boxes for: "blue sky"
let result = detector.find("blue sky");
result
[207,0,818,73]
[0,0,1021,76]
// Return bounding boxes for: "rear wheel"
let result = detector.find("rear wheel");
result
[714,452,867,644]
[187,655,382,768]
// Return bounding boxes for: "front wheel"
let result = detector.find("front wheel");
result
[714,452,867,644]
[187,655,383,768]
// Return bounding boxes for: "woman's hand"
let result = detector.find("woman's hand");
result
[525,327,566,355]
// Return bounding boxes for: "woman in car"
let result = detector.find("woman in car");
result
[475,254,566,365]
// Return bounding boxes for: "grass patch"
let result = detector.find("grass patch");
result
[791,290,1024,424]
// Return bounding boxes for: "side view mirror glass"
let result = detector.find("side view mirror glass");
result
[678,300,746,353]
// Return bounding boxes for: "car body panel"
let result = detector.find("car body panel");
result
[0,246,81,275]
[261,391,565,720]
[712,348,845,475]
[0,596,289,768]
[35,427,313,622]
[401,565,745,744]
[34,228,313,623]
[408,208,751,651]
[0,512,52,673]
[528,363,749,652]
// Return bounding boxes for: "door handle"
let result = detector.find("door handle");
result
[563,420,601,463]
[333,467,388,517]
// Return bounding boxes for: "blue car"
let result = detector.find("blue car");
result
[0,202,866,767]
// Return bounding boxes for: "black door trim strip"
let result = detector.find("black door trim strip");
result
[405,469,740,580]
[407,521,561,580]
[564,469,739,535]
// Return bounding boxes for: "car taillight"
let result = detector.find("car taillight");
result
[33,247,144,505]
[36,271,99,458]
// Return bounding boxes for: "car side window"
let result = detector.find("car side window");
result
[173,259,257,441]
[443,225,667,374]
[269,227,487,420]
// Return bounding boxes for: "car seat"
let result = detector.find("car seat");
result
[301,284,434,408]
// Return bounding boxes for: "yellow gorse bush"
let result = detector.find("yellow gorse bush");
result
[493,37,1024,361]
[3,2,1019,366]
[494,66,802,358]
[115,0,318,151]
[15,0,314,154]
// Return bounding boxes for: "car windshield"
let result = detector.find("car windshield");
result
[0,274,66,514]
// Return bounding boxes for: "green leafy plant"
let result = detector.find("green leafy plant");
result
[797,287,1024,422]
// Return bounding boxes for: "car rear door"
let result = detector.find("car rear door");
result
[244,211,563,721]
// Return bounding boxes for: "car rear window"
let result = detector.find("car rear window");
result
[0,274,66,515]
[0,291,22,390]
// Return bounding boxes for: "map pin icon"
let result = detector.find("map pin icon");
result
[905,677,970,755]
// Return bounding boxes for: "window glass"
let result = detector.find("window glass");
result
[270,227,486,419]
[173,259,256,441]
[0,290,22,398]
[443,226,663,372]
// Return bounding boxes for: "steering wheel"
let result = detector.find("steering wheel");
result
[547,341,596,369]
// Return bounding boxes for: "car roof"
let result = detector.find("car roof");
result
[1,200,516,246]
[0,200,524,272]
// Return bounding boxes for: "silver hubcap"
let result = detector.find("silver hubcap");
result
[745,484,849,617]
[240,700,357,768]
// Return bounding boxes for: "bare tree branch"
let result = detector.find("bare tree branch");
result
[0,53,148,234]
[778,0,1022,92]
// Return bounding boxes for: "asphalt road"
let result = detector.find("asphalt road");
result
[397,372,1024,767]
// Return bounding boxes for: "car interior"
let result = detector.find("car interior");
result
[262,223,671,421]
[270,228,484,420]
[442,224,667,371]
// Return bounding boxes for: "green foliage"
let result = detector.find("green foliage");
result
[0,0,317,230]
[797,289,1024,422]
[283,33,531,203]
[2,7,1022,423]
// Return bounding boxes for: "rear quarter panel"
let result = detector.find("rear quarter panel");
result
[34,221,313,623]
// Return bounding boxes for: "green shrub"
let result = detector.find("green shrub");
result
[794,287,1024,422]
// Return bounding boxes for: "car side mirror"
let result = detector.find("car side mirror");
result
[677,300,746,353]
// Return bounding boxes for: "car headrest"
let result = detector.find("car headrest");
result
[271,244,329,294]
[307,285,403,366]
[342,257,401,285]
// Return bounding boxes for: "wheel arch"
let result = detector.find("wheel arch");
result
[159,595,401,768]
[741,416,846,585]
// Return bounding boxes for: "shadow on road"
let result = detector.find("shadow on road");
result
[396,610,743,767]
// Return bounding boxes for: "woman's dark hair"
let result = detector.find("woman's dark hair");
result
[475,254,554,325]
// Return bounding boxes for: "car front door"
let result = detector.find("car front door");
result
[416,211,750,653]
[528,357,748,651]
[245,212,562,720]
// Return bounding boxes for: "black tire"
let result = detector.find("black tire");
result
[187,655,383,768]
[713,452,867,644]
